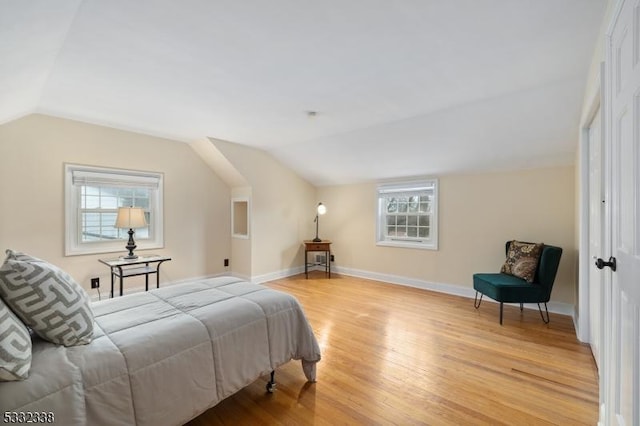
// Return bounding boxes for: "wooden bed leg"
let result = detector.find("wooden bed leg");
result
[266,370,276,393]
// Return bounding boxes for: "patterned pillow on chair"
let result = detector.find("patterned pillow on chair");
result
[500,240,543,283]
[0,296,31,381]
[0,250,94,347]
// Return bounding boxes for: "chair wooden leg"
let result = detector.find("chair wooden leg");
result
[520,303,523,312]
[538,303,550,324]
[499,302,503,325]
[474,291,483,309]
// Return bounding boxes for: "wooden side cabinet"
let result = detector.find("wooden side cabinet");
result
[303,240,331,279]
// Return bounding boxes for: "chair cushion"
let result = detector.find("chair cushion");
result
[473,273,547,303]
[500,240,543,283]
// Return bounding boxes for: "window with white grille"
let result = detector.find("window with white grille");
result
[376,180,438,250]
[64,164,164,256]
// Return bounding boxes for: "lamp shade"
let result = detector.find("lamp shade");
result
[115,207,147,229]
[317,203,327,215]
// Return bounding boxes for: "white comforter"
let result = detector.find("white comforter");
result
[0,276,321,425]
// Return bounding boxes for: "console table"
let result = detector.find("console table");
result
[303,240,331,279]
[98,254,172,297]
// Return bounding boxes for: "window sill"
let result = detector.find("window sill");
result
[376,240,438,251]
[65,241,164,257]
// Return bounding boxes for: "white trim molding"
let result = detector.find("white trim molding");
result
[98,266,576,322]
[88,272,228,302]
[576,61,605,343]
[251,266,305,284]
[332,265,575,318]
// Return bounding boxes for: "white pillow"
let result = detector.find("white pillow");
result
[0,296,31,381]
[0,250,94,347]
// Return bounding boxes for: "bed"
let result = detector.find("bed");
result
[0,276,321,426]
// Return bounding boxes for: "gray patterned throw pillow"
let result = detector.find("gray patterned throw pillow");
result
[0,250,94,347]
[0,296,31,381]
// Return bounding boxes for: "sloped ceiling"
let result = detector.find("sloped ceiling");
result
[1,0,605,185]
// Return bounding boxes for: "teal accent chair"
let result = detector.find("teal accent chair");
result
[473,242,562,325]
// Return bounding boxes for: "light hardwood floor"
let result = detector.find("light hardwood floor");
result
[187,272,599,425]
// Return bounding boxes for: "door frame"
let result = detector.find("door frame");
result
[577,62,605,345]
[578,62,609,423]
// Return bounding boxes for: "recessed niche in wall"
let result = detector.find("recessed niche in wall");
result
[232,198,250,239]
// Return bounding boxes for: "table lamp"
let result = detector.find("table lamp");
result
[115,206,147,259]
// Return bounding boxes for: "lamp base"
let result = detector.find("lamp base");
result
[123,228,138,260]
[312,237,322,242]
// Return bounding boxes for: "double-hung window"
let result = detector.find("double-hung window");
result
[376,179,438,250]
[64,164,164,256]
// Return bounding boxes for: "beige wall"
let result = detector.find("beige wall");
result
[0,114,578,306]
[0,114,231,292]
[318,166,576,304]
[210,138,316,279]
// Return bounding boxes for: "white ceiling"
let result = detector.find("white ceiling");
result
[1,0,606,186]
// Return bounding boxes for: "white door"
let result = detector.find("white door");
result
[604,0,640,424]
[588,109,604,369]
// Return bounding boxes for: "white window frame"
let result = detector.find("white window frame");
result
[64,163,164,256]
[376,179,438,250]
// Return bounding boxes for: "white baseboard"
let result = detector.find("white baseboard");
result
[251,266,305,284]
[333,265,575,317]
[90,265,575,320]
[89,272,229,302]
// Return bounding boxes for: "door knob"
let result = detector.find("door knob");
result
[595,256,617,271]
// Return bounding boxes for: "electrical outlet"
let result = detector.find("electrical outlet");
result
[90,277,100,289]
[224,258,229,267]
[330,254,335,262]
